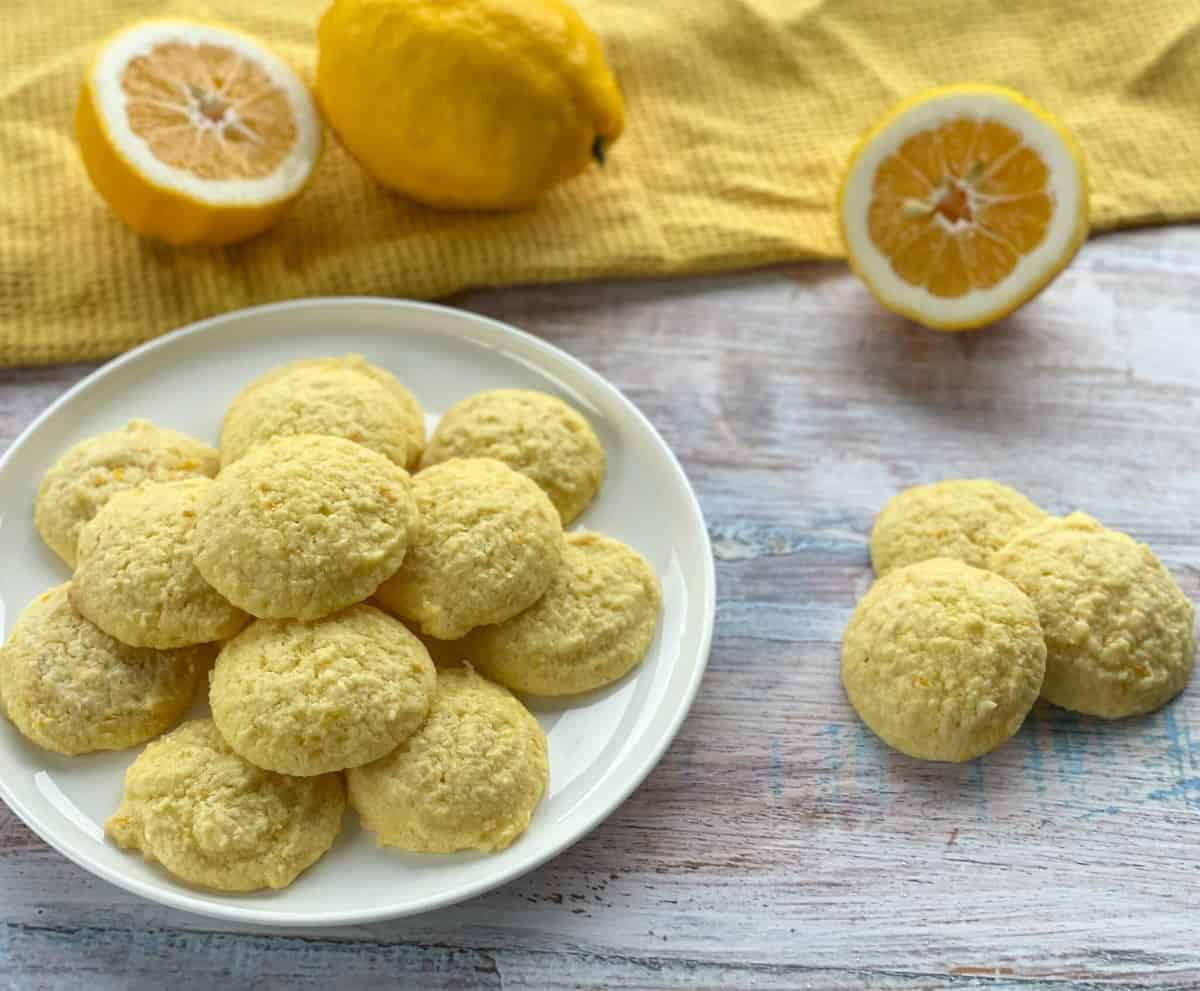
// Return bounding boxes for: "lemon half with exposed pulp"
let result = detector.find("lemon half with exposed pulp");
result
[76,20,322,246]
[839,85,1088,331]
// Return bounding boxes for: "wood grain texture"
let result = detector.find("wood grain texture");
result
[3,227,1200,989]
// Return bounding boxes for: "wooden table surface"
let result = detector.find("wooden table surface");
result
[3,227,1200,989]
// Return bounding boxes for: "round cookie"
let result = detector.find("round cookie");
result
[210,604,437,776]
[194,434,418,621]
[106,719,344,892]
[841,558,1046,762]
[347,667,548,853]
[461,532,661,695]
[0,585,210,755]
[422,389,605,523]
[221,355,425,469]
[989,513,1195,718]
[234,354,422,424]
[374,458,564,639]
[35,419,218,568]
[71,479,248,649]
[869,479,1047,577]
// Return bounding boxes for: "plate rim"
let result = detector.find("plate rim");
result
[0,296,716,927]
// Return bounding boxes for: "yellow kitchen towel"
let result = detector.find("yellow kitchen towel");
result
[3,1,1199,365]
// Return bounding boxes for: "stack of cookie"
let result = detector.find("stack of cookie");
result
[841,480,1196,763]
[0,355,662,892]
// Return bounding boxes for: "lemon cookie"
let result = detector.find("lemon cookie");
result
[422,389,605,523]
[210,604,436,776]
[107,719,344,892]
[347,667,548,853]
[35,419,218,568]
[70,479,248,649]
[841,558,1045,762]
[461,532,661,695]
[374,458,563,639]
[194,434,417,620]
[235,354,422,422]
[221,354,424,469]
[869,479,1047,577]
[990,513,1195,718]
[0,585,209,755]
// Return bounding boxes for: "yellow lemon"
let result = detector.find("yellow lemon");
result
[76,19,322,246]
[316,0,625,210]
[839,84,1088,331]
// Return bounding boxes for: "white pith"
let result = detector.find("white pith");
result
[842,91,1084,326]
[91,21,321,206]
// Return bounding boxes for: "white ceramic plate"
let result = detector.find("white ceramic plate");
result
[0,298,714,927]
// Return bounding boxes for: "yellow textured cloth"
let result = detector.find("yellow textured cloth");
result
[2,1,1200,365]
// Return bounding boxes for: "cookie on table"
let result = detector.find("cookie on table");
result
[422,389,605,523]
[374,457,563,640]
[841,558,1046,762]
[0,585,210,755]
[989,512,1195,718]
[107,719,344,892]
[210,604,436,776]
[869,479,1047,577]
[347,667,547,853]
[34,419,218,568]
[461,531,661,696]
[70,479,248,649]
[194,434,418,621]
[221,354,425,470]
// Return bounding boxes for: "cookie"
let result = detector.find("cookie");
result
[106,719,344,892]
[234,354,422,424]
[841,558,1045,762]
[35,419,218,568]
[221,354,424,470]
[989,513,1195,718]
[347,667,548,853]
[374,458,563,639]
[461,531,660,695]
[194,434,418,620]
[210,604,436,776]
[0,585,209,755]
[422,389,605,523]
[70,479,248,649]
[869,479,1047,577]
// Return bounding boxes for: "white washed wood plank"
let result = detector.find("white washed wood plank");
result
[13,919,1178,991]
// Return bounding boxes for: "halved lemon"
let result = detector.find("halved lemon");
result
[839,84,1088,332]
[76,19,322,247]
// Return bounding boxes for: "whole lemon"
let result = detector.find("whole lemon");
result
[316,0,625,210]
